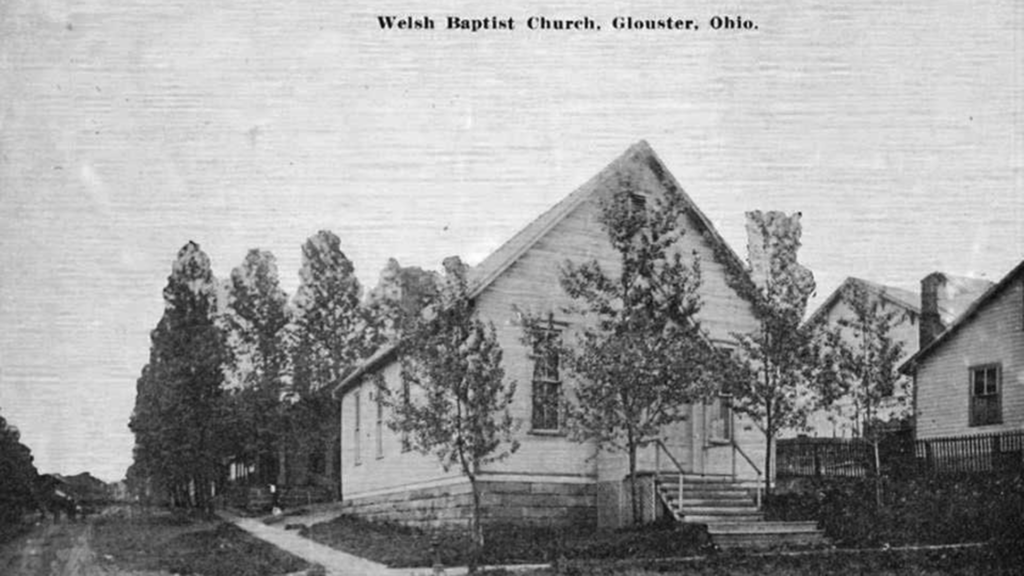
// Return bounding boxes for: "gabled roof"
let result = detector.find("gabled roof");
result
[805,276,919,329]
[333,140,753,398]
[900,259,1024,374]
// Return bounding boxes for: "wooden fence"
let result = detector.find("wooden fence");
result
[777,430,1024,478]
[916,430,1024,474]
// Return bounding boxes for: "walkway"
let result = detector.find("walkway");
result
[220,510,547,576]
[221,511,394,575]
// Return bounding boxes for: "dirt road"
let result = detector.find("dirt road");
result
[0,519,168,576]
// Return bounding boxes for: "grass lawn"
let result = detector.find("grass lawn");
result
[91,507,310,576]
[301,514,708,568]
[486,544,1023,575]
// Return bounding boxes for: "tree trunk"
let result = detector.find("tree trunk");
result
[628,439,640,526]
[764,408,773,497]
[468,473,483,574]
[872,440,882,508]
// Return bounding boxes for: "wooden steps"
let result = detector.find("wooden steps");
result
[655,473,827,549]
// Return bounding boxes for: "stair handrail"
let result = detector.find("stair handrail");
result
[731,439,763,509]
[654,438,686,518]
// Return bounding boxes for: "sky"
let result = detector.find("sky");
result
[1,0,1021,482]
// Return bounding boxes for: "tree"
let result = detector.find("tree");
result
[366,257,439,338]
[826,281,907,504]
[129,241,228,509]
[717,211,832,495]
[221,249,290,485]
[288,231,380,489]
[0,410,38,524]
[382,257,517,563]
[524,175,719,525]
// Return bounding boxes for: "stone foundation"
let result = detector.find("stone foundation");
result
[343,478,596,529]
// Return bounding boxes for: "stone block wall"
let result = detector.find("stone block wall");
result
[342,478,596,530]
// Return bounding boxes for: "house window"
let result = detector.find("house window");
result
[375,392,384,459]
[531,318,564,432]
[353,390,361,465]
[400,380,411,452]
[969,364,1001,427]
[708,395,733,443]
[628,192,647,213]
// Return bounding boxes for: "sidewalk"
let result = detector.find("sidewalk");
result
[219,510,394,576]
[220,510,546,576]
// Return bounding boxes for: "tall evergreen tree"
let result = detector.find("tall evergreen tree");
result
[129,241,228,508]
[222,249,290,485]
[287,231,380,487]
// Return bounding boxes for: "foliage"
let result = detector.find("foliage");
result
[221,249,291,486]
[0,410,38,524]
[366,257,439,337]
[768,473,1024,549]
[717,211,834,493]
[826,281,910,437]
[523,174,719,525]
[128,242,229,508]
[287,231,381,486]
[382,257,517,555]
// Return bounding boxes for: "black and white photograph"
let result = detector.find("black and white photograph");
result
[0,1,1021,574]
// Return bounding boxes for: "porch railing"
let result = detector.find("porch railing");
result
[731,439,762,509]
[654,438,686,519]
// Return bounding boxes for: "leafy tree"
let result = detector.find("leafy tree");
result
[366,257,439,337]
[717,211,832,495]
[826,281,907,504]
[382,257,517,562]
[288,231,380,488]
[0,410,39,524]
[129,241,228,509]
[221,249,290,485]
[524,175,719,525]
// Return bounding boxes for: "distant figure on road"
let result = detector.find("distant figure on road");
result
[269,483,281,515]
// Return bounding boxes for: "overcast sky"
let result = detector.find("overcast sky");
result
[1,0,1021,482]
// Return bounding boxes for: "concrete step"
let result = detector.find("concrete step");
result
[711,530,827,549]
[662,488,752,498]
[703,520,827,550]
[671,496,753,504]
[707,521,820,534]
[684,513,764,523]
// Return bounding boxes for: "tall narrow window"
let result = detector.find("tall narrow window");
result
[531,316,564,432]
[400,380,411,452]
[969,364,1001,426]
[708,395,733,442]
[375,391,384,459]
[353,390,362,465]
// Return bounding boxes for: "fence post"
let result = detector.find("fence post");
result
[813,442,822,477]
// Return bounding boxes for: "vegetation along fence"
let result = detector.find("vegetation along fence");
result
[777,429,1024,478]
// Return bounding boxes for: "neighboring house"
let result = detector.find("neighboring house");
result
[332,141,767,530]
[901,261,1021,439]
[801,277,920,438]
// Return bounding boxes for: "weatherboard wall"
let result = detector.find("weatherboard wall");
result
[915,279,1024,438]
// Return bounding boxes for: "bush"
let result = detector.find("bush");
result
[768,472,1024,547]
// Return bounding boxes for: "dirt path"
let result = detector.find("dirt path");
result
[0,520,168,576]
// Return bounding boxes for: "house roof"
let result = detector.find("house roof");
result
[332,140,753,398]
[805,276,920,329]
[900,259,1024,375]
